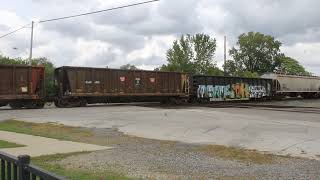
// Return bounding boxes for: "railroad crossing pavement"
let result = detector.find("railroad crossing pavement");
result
[1,102,320,159]
[0,130,110,157]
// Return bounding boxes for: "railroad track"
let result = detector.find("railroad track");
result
[200,102,320,114]
[2,99,320,114]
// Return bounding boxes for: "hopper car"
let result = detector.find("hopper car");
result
[53,66,189,107]
[262,73,320,98]
[0,64,45,109]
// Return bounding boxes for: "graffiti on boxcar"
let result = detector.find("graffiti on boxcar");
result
[197,83,267,101]
[197,84,233,100]
[249,85,266,98]
[198,85,231,100]
[197,85,206,98]
[212,85,231,100]
[231,83,249,99]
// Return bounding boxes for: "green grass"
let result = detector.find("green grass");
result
[32,152,134,180]
[0,120,93,142]
[0,119,135,146]
[195,145,276,164]
[0,140,24,148]
[0,120,134,180]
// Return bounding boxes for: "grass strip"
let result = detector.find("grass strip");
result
[0,139,24,148]
[195,145,276,164]
[0,120,93,142]
[32,152,134,180]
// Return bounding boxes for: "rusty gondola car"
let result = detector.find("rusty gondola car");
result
[0,64,45,109]
[191,75,273,102]
[53,66,189,107]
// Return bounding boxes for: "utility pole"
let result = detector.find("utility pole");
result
[29,21,34,65]
[224,35,227,75]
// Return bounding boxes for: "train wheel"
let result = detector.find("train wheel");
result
[9,102,23,109]
[169,97,182,105]
[55,98,82,108]
[24,101,44,109]
[80,99,87,107]
[54,100,62,108]
[54,99,70,108]
[0,103,7,107]
[160,98,169,105]
[35,102,45,109]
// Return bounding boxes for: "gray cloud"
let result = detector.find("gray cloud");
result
[202,0,320,45]
[130,55,165,67]
[0,24,9,31]
[93,0,202,35]
[42,20,91,38]
[1,0,320,75]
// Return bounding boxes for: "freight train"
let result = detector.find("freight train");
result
[1,64,319,109]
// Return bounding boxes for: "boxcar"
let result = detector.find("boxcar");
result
[191,75,272,102]
[0,64,45,108]
[54,66,189,107]
[262,73,320,98]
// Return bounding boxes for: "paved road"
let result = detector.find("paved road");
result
[1,104,320,159]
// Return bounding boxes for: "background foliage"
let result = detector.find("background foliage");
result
[120,64,139,70]
[225,32,311,77]
[161,33,223,76]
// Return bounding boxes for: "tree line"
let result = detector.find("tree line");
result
[159,32,311,77]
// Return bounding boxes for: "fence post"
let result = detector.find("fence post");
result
[18,155,31,180]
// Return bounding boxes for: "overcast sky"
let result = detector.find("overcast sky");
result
[0,0,320,75]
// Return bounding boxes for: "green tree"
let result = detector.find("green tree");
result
[161,33,221,75]
[193,34,218,74]
[224,60,259,78]
[0,55,26,65]
[238,71,259,78]
[120,64,139,70]
[207,66,224,76]
[161,35,194,73]
[277,56,311,76]
[224,60,238,76]
[229,32,283,75]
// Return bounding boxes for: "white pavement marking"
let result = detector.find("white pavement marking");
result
[0,131,110,157]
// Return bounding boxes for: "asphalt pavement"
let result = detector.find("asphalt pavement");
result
[1,102,320,159]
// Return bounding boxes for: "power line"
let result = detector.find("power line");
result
[0,23,31,39]
[0,0,159,40]
[39,0,159,23]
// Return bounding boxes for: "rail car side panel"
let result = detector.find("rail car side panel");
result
[0,65,45,101]
[261,73,320,98]
[191,75,272,102]
[264,74,320,93]
[55,66,189,101]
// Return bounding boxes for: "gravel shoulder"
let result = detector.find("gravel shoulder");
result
[1,120,320,179]
[58,127,320,180]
